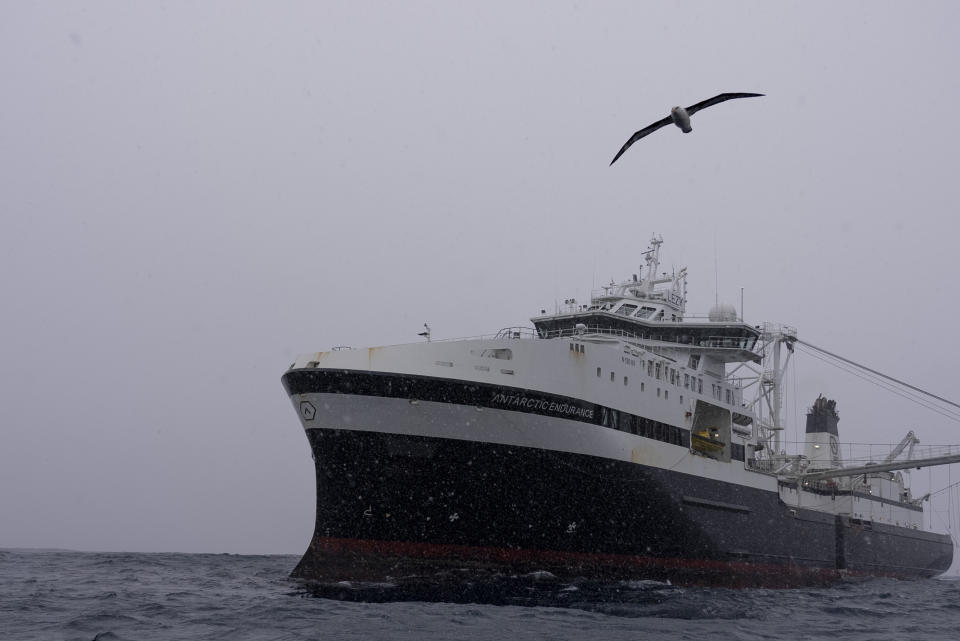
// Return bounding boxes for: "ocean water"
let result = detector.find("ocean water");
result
[2,549,959,641]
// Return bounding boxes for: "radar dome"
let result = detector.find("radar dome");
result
[708,302,738,322]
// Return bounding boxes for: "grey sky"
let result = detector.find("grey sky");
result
[2,1,960,557]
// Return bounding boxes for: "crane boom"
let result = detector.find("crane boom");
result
[791,452,960,481]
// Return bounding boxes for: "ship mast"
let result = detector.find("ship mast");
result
[641,234,662,296]
[750,329,960,481]
[753,323,796,456]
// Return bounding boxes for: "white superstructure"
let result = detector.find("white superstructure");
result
[288,235,958,532]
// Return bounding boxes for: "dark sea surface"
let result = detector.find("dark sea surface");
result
[2,549,959,641]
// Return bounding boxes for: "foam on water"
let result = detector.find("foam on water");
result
[2,549,959,641]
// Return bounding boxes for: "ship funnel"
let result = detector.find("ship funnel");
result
[804,395,842,469]
[806,395,838,436]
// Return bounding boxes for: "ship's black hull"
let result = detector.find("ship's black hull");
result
[292,428,953,588]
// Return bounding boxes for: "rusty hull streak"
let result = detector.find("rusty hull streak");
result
[368,346,381,370]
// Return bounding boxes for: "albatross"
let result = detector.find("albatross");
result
[609,93,763,165]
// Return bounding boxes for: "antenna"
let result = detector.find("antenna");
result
[592,249,597,294]
[714,232,719,307]
[417,323,431,342]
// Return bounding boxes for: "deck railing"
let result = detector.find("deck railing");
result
[533,325,760,352]
[337,325,760,360]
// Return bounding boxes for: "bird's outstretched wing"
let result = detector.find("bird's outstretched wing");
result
[609,115,673,165]
[685,92,763,117]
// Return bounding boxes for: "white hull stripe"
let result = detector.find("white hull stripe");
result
[292,392,778,493]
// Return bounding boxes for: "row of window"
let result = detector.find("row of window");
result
[612,303,664,320]
[598,405,747,462]
[596,362,703,399]
[651,362,706,395]
[602,361,744,408]
[575,342,738,407]
[600,407,690,447]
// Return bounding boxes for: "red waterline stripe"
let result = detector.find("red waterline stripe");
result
[314,536,854,581]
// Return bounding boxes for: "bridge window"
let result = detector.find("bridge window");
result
[637,306,657,319]
[615,303,638,316]
[624,376,629,386]
[597,367,601,377]
[610,371,615,382]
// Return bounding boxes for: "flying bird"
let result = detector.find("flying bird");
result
[609,93,764,165]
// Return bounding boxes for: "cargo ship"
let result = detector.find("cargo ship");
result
[281,235,955,587]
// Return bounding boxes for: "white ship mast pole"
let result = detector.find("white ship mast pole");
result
[772,337,783,453]
[759,324,795,456]
[643,234,663,294]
